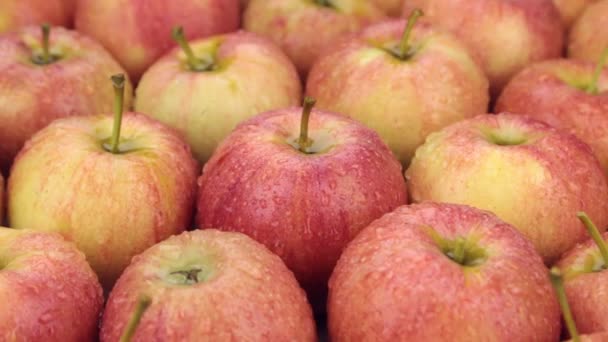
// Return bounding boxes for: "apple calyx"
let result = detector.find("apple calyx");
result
[102,74,127,154]
[171,26,215,72]
[385,9,424,60]
[586,47,608,95]
[550,267,580,342]
[31,24,59,65]
[119,295,152,342]
[577,212,608,271]
[425,227,487,267]
[169,268,203,285]
[294,97,316,154]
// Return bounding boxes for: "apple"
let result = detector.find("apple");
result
[243,0,386,76]
[496,52,608,173]
[554,213,608,335]
[0,0,71,34]
[307,13,489,165]
[196,98,408,304]
[136,28,302,164]
[75,0,240,82]
[373,0,404,16]
[328,202,561,341]
[0,173,3,224]
[553,0,594,28]
[0,228,103,341]
[7,75,198,290]
[568,0,608,64]
[100,229,317,341]
[405,113,608,263]
[0,25,133,173]
[403,0,564,96]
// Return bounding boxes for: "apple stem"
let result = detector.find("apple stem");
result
[577,212,608,268]
[171,26,212,72]
[452,237,466,264]
[298,97,316,153]
[587,47,608,95]
[398,9,424,59]
[550,267,580,342]
[41,24,51,64]
[119,295,152,342]
[109,74,125,154]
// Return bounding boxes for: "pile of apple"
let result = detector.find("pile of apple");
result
[1,0,608,341]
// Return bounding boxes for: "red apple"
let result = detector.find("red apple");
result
[0,0,71,34]
[136,28,302,164]
[0,25,133,172]
[328,202,560,341]
[243,0,386,76]
[496,55,608,173]
[0,228,103,341]
[7,75,198,290]
[307,14,489,165]
[75,0,240,82]
[554,213,608,335]
[403,0,564,96]
[196,99,408,301]
[568,0,608,64]
[100,229,317,341]
[406,114,608,263]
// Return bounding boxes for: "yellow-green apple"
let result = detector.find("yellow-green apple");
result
[7,75,198,290]
[554,213,608,335]
[75,0,240,82]
[0,25,133,172]
[568,0,608,63]
[403,0,564,96]
[196,99,408,303]
[373,0,404,16]
[136,28,302,164]
[328,202,561,341]
[307,13,489,165]
[243,0,386,76]
[0,228,103,341]
[0,0,71,33]
[496,52,608,173]
[100,229,317,341]
[406,113,608,263]
[553,0,594,28]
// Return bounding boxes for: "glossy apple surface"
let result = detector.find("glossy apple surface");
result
[196,107,407,299]
[496,59,608,173]
[7,113,198,290]
[101,229,317,341]
[307,19,489,165]
[0,0,71,34]
[136,31,302,164]
[0,228,103,341]
[244,0,386,75]
[569,0,608,63]
[0,26,133,172]
[406,114,608,263]
[403,0,564,96]
[328,202,560,341]
[75,0,240,81]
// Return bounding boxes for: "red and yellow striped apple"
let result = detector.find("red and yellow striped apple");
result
[0,228,103,341]
[75,0,240,82]
[243,0,386,76]
[569,0,608,64]
[0,25,133,172]
[329,202,560,341]
[100,230,317,341]
[7,76,198,290]
[406,114,608,263]
[196,100,407,302]
[403,0,564,96]
[307,14,489,165]
[136,29,302,164]
[0,0,71,34]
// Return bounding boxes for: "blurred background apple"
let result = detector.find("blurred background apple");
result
[568,0,608,64]
[0,0,71,34]
[553,0,594,29]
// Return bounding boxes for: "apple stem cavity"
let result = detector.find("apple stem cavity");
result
[451,237,467,265]
[119,295,152,342]
[297,97,316,153]
[108,74,125,154]
[396,9,424,59]
[550,267,580,342]
[587,47,608,95]
[577,212,608,268]
[171,26,214,72]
